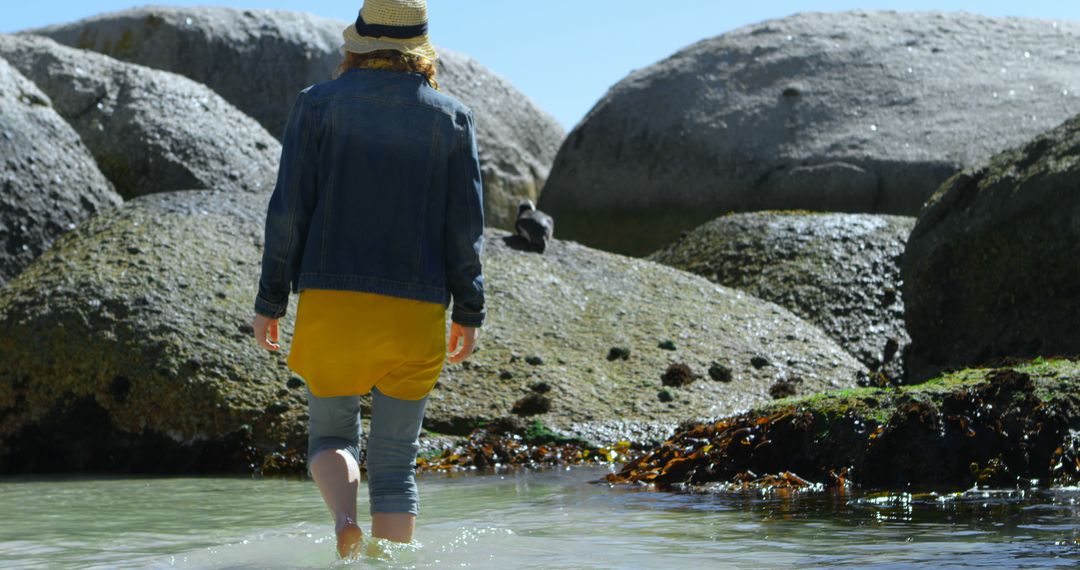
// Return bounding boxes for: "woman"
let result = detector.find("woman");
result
[251,0,485,558]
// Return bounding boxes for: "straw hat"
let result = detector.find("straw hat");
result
[342,0,438,62]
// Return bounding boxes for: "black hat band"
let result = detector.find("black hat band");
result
[355,11,429,39]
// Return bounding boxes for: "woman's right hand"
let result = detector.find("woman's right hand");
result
[253,313,281,351]
[447,322,477,363]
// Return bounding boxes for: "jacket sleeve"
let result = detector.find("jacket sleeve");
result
[444,109,486,327]
[254,90,319,319]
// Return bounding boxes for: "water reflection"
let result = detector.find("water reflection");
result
[1,468,1079,568]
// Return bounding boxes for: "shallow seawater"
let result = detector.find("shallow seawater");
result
[2,466,1080,569]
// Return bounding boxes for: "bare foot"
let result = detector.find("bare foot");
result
[336,518,364,559]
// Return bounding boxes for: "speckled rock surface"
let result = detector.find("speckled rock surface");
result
[0,57,120,285]
[903,113,1080,383]
[0,189,865,472]
[427,231,867,437]
[31,6,344,139]
[650,212,914,380]
[538,11,1080,255]
[0,190,303,473]
[0,34,279,199]
[33,7,565,228]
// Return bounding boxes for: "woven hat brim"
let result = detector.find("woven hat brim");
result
[342,24,438,61]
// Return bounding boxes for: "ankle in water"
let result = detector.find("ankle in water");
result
[335,518,363,559]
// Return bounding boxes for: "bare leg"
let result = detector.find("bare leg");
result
[310,449,363,558]
[372,512,416,543]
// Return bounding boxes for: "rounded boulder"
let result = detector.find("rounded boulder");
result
[0,56,120,285]
[425,231,868,438]
[0,190,303,474]
[903,113,1080,382]
[0,192,866,472]
[0,34,280,199]
[650,212,914,380]
[538,11,1080,254]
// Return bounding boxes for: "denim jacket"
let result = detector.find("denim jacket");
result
[253,67,485,327]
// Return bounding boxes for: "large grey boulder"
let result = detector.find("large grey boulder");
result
[436,48,564,229]
[32,6,343,139]
[0,34,279,199]
[0,189,864,473]
[537,11,1080,255]
[428,231,866,440]
[0,190,305,473]
[903,113,1080,383]
[34,7,565,228]
[0,57,120,285]
[650,212,914,380]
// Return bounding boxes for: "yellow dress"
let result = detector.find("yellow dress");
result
[287,289,447,400]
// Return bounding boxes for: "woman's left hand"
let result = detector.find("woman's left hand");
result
[253,314,281,351]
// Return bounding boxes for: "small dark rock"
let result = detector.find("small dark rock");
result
[237,322,255,335]
[708,363,733,382]
[883,338,900,364]
[215,291,228,299]
[529,381,552,394]
[525,355,544,366]
[185,356,202,370]
[266,401,290,415]
[484,415,527,434]
[511,393,552,416]
[768,376,803,399]
[607,346,631,361]
[108,375,132,403]
[751,355,771,369]
[657,389,675,403]
[286,375,305,389]
[658,340,677,351]
[857,370,893,388]
[661,362,697,387]
[499,370,514,380]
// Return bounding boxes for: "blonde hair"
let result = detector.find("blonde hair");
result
[334,49,440,90]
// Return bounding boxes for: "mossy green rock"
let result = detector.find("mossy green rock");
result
[650,212,914,379]
[613,359,1080,491]
[0,57,121,285]
[903,113,1080,382]
[0,191,866,473]
[0,34,280,199]
[0,190,303,473]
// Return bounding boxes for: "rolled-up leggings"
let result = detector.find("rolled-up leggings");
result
[306,385,428,515]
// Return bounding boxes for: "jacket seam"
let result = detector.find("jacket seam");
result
[413,116,441,278]
[276,92,310,295]
[459,111,475,246]
[297,273,450,303]
[318,105,333,272]
[309,92,456,120]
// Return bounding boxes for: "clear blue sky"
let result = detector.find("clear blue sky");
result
[6,1,1080,130]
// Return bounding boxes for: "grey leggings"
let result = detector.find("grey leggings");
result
[306,386,428,515]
